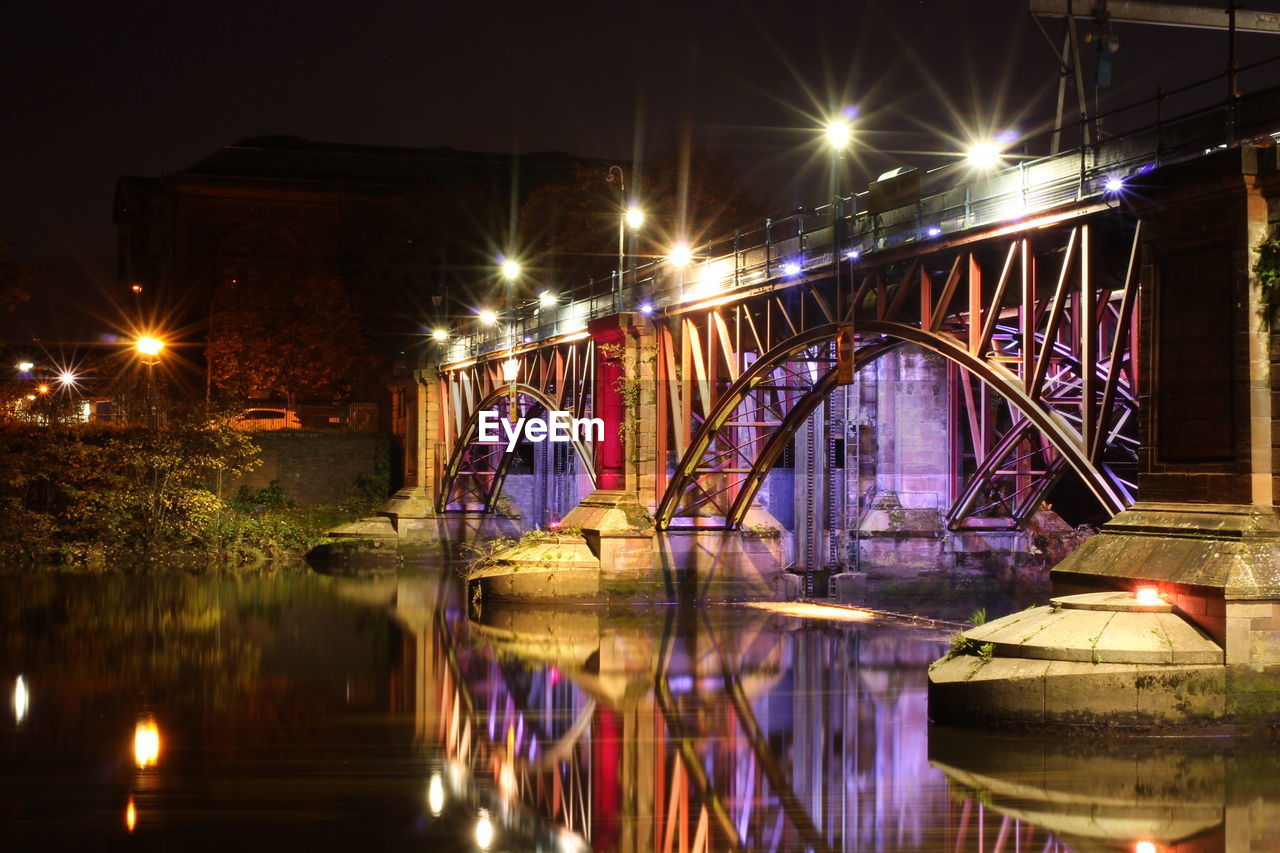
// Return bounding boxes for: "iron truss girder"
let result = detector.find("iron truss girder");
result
[655,212,1141,531]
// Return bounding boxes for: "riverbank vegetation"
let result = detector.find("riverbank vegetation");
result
[0,420,380,571]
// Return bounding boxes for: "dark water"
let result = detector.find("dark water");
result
[1,568,1273,852]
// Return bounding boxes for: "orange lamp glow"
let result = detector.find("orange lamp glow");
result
[1135,587,1161,606]
[133,718,161,768]
[135,336,165,357]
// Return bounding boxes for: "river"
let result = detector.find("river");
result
[2,563,1274,851]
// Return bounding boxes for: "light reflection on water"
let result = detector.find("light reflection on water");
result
[0,568,1265,851]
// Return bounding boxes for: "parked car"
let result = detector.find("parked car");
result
[227,408,301,431]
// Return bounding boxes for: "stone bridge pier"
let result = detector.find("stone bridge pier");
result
[1050,147,1280,676]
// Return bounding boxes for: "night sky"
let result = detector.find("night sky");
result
[4,0,1280,345]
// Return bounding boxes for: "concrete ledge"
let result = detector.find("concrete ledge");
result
[930,655,1227,726]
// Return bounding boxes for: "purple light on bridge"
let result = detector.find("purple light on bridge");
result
[639,302,653,315]
[846,249,860,260]
[1104,176,1125,193]
[926,226,942,237]
[782,262,802,276]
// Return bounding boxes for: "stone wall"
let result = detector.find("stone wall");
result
[222,431,389,506]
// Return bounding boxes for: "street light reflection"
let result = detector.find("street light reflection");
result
[427,772,444,816]
[475,808,494,850]
[133,718,161,768]
[125,797,137,832]
[13,675,28,723]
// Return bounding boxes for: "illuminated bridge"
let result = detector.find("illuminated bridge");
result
[386,66,1280,581]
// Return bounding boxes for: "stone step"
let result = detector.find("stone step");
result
[963,593,1222,665]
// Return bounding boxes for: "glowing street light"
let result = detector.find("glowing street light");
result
[431,328,448,342]
[538,290,558,309]
[825,119,853,150]
[500,259,521,282]
[135,336,165,357]
[16,361,33,372]
[57,370,78,387]
[37,385,49,395]
[478,309,499,326]
[624,206,644,230]
[966,142,1002,169]
[1105,176,1126,193]
[668,243,693,268]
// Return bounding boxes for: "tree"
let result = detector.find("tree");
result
[207,271,371,407]
[516,148,765,296]
[0,238,31,313]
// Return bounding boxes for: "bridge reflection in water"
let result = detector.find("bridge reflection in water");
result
[386,574,1088,852]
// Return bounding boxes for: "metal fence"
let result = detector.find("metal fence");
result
[442,57,1280,364]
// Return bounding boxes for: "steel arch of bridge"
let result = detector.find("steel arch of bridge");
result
[438,334,597,512]
[655,212,1140,531]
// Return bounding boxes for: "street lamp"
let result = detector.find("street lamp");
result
[135,336,165,358]
[500,259,521,282]
[478,309,498,326]
[431,328,448,342]
[538,290,557,309]
[133,334,166,426]
[668,243,692,268]
[607,166,643,311]
[15,361,33,372]
[965,142,1002,169]
[825,119,852,151]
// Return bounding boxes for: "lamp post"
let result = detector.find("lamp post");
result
[134,335,165,426]
[607,166,643,312]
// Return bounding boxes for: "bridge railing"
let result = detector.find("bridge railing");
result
[441,56,1280,365]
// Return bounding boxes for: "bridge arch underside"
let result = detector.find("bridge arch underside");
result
[438,383,596,516]
[656,217,1140,532]
[658,325,1135,531]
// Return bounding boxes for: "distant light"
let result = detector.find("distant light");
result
[539,290,558,309]
[500,259,521,281]
[478,310,498,326]
[37,385,49,395]
[1135,586,1161,606]
[1105,176,1125,193]
[502,358,519,383]
[476,809,494,850]
[133,718,161,769]
[16,361,33,372]
[427,773,444,816]
[25,394,35,401]
[131,283,143,294]
[639,302,653,315]
[668,243,692,268]
[825,119,853,149]
[845,249,860,260]
[431,328,448,342]
[125,797,137,832]
[624,206,644,230]
[57,370,77,386]
[926,227,942,237]
[1134,843,1157,853]
[966,142,1001,169]
[135,336,165,357]
[13,676,27,723]
[782,262,801,276]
